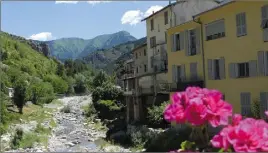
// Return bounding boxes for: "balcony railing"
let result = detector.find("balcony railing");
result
[157,80,204,93]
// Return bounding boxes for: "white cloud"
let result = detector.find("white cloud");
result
[143,5,163,18]
[55,1,78,4]
[121,10,144,26]
[121,5,163,26]
[28,32,55,41]
[87,1,111,5]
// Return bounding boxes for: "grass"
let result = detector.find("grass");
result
[50,99,62,105]
[19,132,40,149]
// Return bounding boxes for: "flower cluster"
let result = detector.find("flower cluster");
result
[211,114,268,152]
[164,87,232,127]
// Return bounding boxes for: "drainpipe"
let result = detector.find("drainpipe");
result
[193,16,206,88]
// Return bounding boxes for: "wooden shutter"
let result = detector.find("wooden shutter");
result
[175,66,178,83]
[196,27,201,54]
[264,29,268,42]
[260,92,268,119]
[172,65,175,82]
[185,30,189,56]
[219,57,225,79]
[181,64,186,81]
[241,13,247,35]
[240,92,251,116]
[258,51,265,76]
[171,34,174,52]
[190,63,197,81]
[249,60,258,77]
[229,63,235,78]
[265,52,268,76]
[261,5,268,28]
[180,32,184,50]
[208,59,213,80]
[236,13,242,36]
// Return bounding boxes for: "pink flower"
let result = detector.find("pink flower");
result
[164,103,186,124]
[211,126,232,151]
[232,114,242,126]
[185,98,207,126]
[204,96,232,127]
[265,111,268,117]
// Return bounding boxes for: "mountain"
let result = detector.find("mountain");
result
[83,37,146,74]
[45,31,137,61]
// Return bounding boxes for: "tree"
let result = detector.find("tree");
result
[13,77,28,114]
[56,63,66,77]
[92,70,109,88]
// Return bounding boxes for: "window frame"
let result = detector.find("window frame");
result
[144,49,146,56]
[189,28,197,56]
[164,11,168,25]
[238,62,249,78]
[236,12,247,37]
[205,19,226,41]
[175,33,181,51]
[150,19,154,31]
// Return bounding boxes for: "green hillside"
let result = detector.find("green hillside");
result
[45,31,137,61]
[83,37,146,74]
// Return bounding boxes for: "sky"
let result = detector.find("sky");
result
[1,1,173,41]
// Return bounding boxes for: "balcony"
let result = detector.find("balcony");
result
[157,80,204,93]
[124,89,135,96]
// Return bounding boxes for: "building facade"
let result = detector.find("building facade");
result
[167,0,268,118]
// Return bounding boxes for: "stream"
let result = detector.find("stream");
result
[2,95,130,152]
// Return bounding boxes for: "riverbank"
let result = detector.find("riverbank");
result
[1,95,131,152]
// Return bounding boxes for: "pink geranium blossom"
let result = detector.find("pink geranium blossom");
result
[164,87,232,127]
[265,111,268,117]
[211,116,268,152]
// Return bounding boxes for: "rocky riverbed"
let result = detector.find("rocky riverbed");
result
[2,95,130,152]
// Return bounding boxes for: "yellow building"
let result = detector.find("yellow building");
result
[167,20,204,94]
[167,0,268,117]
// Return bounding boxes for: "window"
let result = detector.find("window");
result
[177,66,181,82]
[205,19,225,41]
[139,51,141,56]
[175,34,180,51]
[189,29,197,55]
[164,11,168,25]
[151,19,154,31]
[136,53,138,59]
[136,67,138,73]
[258,51,268,76]
[238,62,249,78]
[261,5,268,29]
[240,92,251,117]
[165,32,167,43]
[144,49,146,56]
[260,92,268,119]
[190,63,198,81]
[208,58,225,80]
[172,65,185,82]
[150,36,156,48]
[214,59,220,80]
[144,64,147,72]
[236,12,247,37]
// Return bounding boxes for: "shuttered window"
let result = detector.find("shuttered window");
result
[175,33,181,51]
[151,19,154,31]
[208,58,225,80]
[258,51,268,76]
[164,11,168,25]
[240,92,251,117]
[205,19,225,41]
[238,63,249,78]
[260,92,268,119]
[190,62,198,81]
[261,5,268,29]
[189,29,197,56]
[236,12,247,37]
[150,36,156,48]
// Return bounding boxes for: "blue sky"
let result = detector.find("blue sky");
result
[2,1,172,41]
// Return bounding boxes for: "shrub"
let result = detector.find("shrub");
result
[73,73,87,94]
[11,128,24,149]
[84,103,97,117]
[19,132,40,149]
[98,100,121,111]
[26,81,55,105]
[13,76,28,114]
[92,70,109,88]
[92,85,123,103]
[251,99,261,119]
[43,74,68,94]
[147,101,170,126]
[95,100,122,119]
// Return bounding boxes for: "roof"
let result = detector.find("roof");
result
[141,0,221,22]
[193,0,235,18]
[141,1,184,22]
[132,43,147,52]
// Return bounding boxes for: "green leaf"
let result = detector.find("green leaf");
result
[218,148,224,152]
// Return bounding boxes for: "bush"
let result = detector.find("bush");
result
[73,73,87,94]
[11,128,24,149]
[13,76,28,113]
[26,81,55,105]
[147,101,170,126]
[92,70,109,88]
[84,103,97,117]
[251,99,261,119]
[19,132,40,149]
[43,75,68,94]
[98,100,121,111]
[92,85,123,103]
[95,100,122,119]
